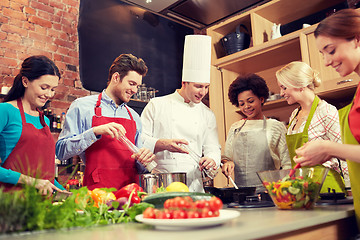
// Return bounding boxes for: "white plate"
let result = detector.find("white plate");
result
[135,209,240,229]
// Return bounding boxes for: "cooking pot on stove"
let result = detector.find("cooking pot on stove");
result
[204,186,256,203]
[139,172,187,194]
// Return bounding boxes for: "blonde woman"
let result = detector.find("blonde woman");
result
[276,61,348,194]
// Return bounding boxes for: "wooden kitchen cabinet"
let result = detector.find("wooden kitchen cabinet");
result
[206,0,355,187]
[206,0,354,146]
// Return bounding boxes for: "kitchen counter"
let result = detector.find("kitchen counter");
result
[0,205,357,240]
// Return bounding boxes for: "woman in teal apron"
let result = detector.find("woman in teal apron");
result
[276,61,347,194]
[293,9,360,230]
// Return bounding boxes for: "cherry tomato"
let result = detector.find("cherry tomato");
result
[155,209,172,219]
[213,210,220,217]
[164,199,171,209]
[183,196,193,203]
[187,210,200,218]
[195,199,209,209]
[201,207,213,218]
[173,209,187,219]
[209,197,223,211]
[143,207,156,219]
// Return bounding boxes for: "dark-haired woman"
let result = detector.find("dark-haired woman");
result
[292,9,360,230]
[0,55,67,195]
[221,73,291,192]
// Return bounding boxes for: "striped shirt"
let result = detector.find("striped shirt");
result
[287,100,349,183]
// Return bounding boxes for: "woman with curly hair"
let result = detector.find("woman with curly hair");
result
[276,61,348,194]
[221,73,291,192]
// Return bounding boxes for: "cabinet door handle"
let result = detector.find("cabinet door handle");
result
[337,79,353,85]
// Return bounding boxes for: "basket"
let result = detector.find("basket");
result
[221,24,251,55]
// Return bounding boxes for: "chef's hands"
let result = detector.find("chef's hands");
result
[18,174,70,196]
[199,157,217,171]
[131,147,156,166]
[294,140,331,166]
[154,139,188,153]
[221,161,235,177]
[92,122,126,139]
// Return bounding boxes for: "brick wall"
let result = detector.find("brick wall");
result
[0,0,89,116]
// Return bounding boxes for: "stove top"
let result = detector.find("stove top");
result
[227,192,275,208]
[316,196,353,206]
[227,201,275,208]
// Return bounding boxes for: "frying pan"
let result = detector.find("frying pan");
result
[204,186,256,203]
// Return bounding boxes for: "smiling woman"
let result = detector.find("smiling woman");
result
[275,61,348,195]
[221,73,291,193]
[0,55,69,196]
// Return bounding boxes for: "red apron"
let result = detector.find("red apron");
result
[0,98,55,191]
[83,93,137,190]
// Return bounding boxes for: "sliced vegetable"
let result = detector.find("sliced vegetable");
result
[263,175,321,210]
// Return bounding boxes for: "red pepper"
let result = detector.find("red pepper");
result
[114,183,143,204]
[67,179,79,185]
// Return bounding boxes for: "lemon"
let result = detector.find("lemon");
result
[166,182,189,192]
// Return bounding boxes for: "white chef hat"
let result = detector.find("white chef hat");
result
[182,35,212,84]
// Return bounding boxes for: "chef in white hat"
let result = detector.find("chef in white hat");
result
[141,35,221,192]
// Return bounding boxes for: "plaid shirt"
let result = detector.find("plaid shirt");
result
[288,100,349,181]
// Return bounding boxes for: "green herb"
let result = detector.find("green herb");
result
[0,186,153,234]
[155,185,167,193]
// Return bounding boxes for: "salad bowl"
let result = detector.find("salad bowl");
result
[257,167,329,210]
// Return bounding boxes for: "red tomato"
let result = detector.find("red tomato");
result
[155,209,172,219]
[173,209,187,219]
[187,210,200,219]
[164,199,171,209]
[143,207,156,219]
[172,197,182,208]
[209,197,223,211]
[201,207,213,218]
[177,198,187,208]
[195,199,208,209]
[213,210,220,217]
[183,196,193,203]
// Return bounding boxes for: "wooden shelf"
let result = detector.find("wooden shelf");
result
[207,0,351,148]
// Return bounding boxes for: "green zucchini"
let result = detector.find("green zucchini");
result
[142,192,213,208]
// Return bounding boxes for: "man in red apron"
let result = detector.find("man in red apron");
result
[56,54,155,190]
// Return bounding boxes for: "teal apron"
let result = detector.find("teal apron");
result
[286,96,346,193]
[339,94,360,230]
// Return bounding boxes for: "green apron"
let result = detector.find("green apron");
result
[339,96,360,230]
[286,96,346,193]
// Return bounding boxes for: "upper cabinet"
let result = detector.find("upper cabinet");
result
[206,0,358,147]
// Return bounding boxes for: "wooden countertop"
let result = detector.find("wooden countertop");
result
[0,204,357,240]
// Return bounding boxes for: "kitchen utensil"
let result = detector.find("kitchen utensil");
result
[53,190,72,202]
[139,172,187,194]
[180,144,217,179]
[221,24,251,55]
[257,167,329,209]
[289,163,301,177]
[119,135,157,172]
[139,173,159,194]
[220,162,238,189]
[204,186,256,203]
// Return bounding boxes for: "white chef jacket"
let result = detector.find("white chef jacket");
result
[141,90,221,192]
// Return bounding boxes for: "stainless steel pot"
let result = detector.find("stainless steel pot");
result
[139,172,187,194]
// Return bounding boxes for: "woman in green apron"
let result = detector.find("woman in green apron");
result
[293,9,360,230]
[221,73,291,193]
[276,61,348,194]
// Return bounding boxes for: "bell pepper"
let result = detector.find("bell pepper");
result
[114,183,143,204]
